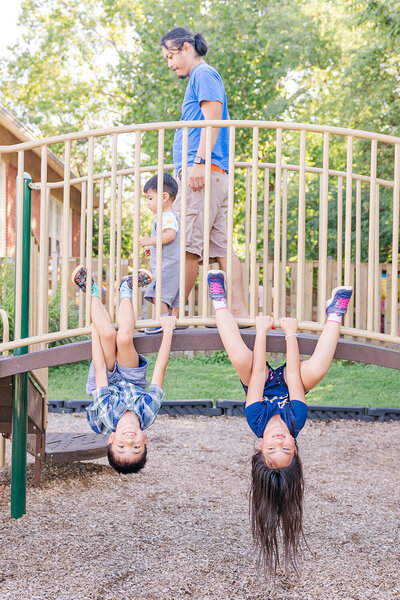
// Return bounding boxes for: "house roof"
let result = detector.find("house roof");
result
[0,104,83,209]
[0,104,79,184]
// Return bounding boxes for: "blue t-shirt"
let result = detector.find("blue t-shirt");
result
[244,399,308,439]
[173,63,230,173]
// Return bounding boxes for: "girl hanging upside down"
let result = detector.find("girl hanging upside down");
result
[207,270,353,575]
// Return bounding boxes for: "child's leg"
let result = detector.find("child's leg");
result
[116,297,139,368]
[91,296,117,373]
[298,286,353,391]
[298,320,340,392]
[208,270,255,385]
[72,266,117,373]
[91,324,108,388]
[160,301,170,315]
[215,308,254,385]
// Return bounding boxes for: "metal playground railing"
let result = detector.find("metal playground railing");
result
[0,120,399,354]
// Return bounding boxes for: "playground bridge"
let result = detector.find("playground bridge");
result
[0,120,399,517]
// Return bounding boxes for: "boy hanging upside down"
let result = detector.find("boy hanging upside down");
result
[72,265,175,474]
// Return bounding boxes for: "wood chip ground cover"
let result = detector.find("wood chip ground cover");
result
[0,414,399,600]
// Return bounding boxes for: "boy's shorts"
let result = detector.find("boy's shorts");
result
[86,354,148,396]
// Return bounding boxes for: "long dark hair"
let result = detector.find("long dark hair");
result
[161,27,208,57]
[250,449,304,575]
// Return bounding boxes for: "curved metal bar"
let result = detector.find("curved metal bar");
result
[0,330,399,377]
[2,119,400,153]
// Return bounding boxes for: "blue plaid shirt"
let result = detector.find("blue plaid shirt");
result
[87,380,165,435]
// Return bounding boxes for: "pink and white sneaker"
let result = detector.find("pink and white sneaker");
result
[207,270,227,302]
[326,286,353,317]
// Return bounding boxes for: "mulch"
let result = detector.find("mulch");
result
[0,413,399,600]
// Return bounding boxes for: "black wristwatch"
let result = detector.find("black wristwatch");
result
[193,156,206,164]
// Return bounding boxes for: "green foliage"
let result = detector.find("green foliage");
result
[48,286,88,346]
[48,355,400,407]
[0,260,15,342]
[0,260,86,348]
[1,0,399,260]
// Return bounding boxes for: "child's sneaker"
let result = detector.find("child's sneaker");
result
[326,286,353,317]
[118,268,153,291]
[207,270,227,301]
[72,264,88,292]
[144,326,163,335]
[72,264,100,297]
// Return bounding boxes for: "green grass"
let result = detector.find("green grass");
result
[48,352,400,408]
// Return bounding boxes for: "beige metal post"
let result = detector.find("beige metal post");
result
[273,128,282,322]
[201,126,212,318]
[355,180,361,330]
[374,184,380,332]
[132,131,141,318]
[38,147,48,338]
[98,179,104,307]
[227,126,236,311]
[367,140,377,331]
[344,137,353,284]
[318,133,329,322]
[337,177,343,286]
[344,136,353,328]
[244,168,251,305]
[250,127,259,319]
[297,130,306,321]
[108,134,118,320]
[85,137,94,326]
[116,175,123,309]
[179,127,188,320]
[263,168,270,315]
[60,140,71,331]
[155,129,165,320]
[78,181,86,327]
[391,145,400,337]
[281,169,288,318]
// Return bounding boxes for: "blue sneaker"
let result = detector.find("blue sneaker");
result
[326,286,353,317]
[144,326,163,335]
[207,270,227,302]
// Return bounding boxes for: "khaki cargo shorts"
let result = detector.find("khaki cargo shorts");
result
[173,171,229,260]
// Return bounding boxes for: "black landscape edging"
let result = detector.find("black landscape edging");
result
[366,407,400,421]
[48,399,400,421]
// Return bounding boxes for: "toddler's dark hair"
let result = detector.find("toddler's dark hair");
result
[144,172,178,200]
[107,445,147,474]
[161,27,208,57]
[250,450,304,575]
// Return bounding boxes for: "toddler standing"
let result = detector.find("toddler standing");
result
[139,172,180,333]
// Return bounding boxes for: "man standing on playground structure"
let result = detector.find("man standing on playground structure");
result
[72,265,176,474]
[161,27,249,319]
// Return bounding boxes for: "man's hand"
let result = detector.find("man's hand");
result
[188,163,206,192]
[160,314,176,334]
[280,317,298,336]
[255,315,274,334]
